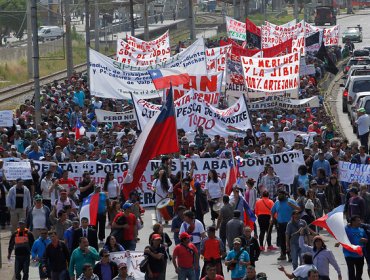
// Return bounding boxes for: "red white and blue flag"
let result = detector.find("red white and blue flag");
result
[75,118,86,140]
[80,193,99,226]
[122,87,179,198]
[225,152,240,195]
[312,204,363,256]
[148,67,190,90]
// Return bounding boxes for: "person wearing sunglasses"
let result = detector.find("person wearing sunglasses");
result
[93,249,119,280]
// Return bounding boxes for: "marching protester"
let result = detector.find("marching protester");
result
[225,237,250,280]
[216,195,234,248]
[205,169,224,226]
[144,233,168,280]
[31,228,51,280]
[239,226,260,267]
[254,191,275,251]
[278,253,317,279]
[26,194,51,239]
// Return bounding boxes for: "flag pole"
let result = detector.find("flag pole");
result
[130,92,142,132]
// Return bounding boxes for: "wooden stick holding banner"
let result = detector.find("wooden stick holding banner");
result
[130,92,142,132]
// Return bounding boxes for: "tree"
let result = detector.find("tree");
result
[0,0,26,45]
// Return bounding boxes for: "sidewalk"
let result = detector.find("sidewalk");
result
[0,229,14,279]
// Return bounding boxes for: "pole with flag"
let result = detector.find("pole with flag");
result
[121,86,179,199]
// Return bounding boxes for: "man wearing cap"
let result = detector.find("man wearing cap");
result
[97,150,112,163]
[26,194,51,239]
[8,219,35,280]
[112,202,137,250]
[6,177,32,232]
[200,226,225,277]
[113,262,132,280]
[356,108,370,153]
[225,237,250,280]
[271,190,300,261]
[54,187,78,215]
[172,232,199,280]
[31,228,51,280]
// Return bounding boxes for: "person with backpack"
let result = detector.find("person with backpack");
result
[225,237,250,280]
[298,228,342,280]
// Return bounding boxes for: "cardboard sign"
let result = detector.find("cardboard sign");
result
[241,52,300,92]
[0,110,13,127]
[95,109,137,123]
[3,161,32,180]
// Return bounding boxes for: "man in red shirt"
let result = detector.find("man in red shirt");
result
[200,226,225,277]
[173,178,194,211]
[201,264,224,280]
[172,232,199,280]
[57,170,77,194]
[112,202,137,251]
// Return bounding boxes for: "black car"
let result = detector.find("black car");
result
[315,6,336,26]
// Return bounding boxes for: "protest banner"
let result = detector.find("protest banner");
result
[110,251,145,280]
[0,110,13,127]
[305,23,339,46]
[246,18,261,48]
[206,45,230,73]
[248,96,320,110]
[241,52,300,92]
[116,39,170,66]
[172,72,223,103]
[226,16,246,41]
[28,151,303,207]
[3,161,32,180]
[132,90,252,136]
[262,20,305,55]
[95,109,136,123]
[126,30,170,51]
[338,161,370,184]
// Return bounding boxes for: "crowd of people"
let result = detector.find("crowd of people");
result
[0,34,370,280]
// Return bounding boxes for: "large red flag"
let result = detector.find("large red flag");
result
[122,87,179,198]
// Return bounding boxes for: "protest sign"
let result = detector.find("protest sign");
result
[3,161,32,180]
[263,131,317,146]
[241,52,300,92]
[262,20,305,55]
[133,90,252,136]
[0,110,13,127]
[246,18,261,48]
[323,25,340,46]
[226,16,246,41]
[338,161,370,184]
[116,39,170,66]
[248,96,320,110]
[28,151,303,207]
[126,31,170,51]
[172,72,223,104]
[95,109,136,123]
[206,45,230,73]
[110,251,145,280]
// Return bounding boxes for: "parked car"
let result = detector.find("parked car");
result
[349,92,370,133]
[342,65,370,80]
[342,26,363,43]
[38,26,64,42]
[314,6,337,26]
[346,76,370,113]
[353,49,370,57]
[343,57,370,75]
[358,96,370,118]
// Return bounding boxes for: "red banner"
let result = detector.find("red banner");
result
[262,38,293,57]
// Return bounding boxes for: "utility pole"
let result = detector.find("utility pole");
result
[130,0,135,36]
[264,0,267,22]
[94,0,99,51]
[26,0,33,79]
[31,0,41,126]
[85,0,91,81]
[294,0,298,21]
[143,0,149,40]
[233,0,237,19]
[189,0,195,40]
[64,0,74,78]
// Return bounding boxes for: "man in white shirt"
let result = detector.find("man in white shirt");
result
[356,108,370,153]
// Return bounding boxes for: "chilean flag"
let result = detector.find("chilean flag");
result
[80,193,99,226]
[75,118,86,140]
[313,205,363,256]
[225,151,240,195]
[148,67,190,90]
[122,87,179,199]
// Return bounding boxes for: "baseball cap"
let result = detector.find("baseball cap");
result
[34,194,43,201]
[122,202,133,210]
[179,232,191,240]
[357,108,366,113]
[151,234,162,241]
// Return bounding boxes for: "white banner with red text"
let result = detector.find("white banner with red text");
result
[226,16,246,41]
[110,251,145,280]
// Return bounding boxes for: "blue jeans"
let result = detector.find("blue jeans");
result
[290,243,301,270]
[15,255,30,280]
[178,267,196,280]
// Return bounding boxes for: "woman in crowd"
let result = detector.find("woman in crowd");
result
[108,200,121,225]
[103,235,125,253]
[325,175,343,211]
[299,229,342,280]
[103,172,120,201]
[205,169,224,226]
[292,165,313,198]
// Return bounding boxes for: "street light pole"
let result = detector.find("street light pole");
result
[85,0,91,81]
[26,0,33,79]
[64,0,74,78]
[143,0,149,40]
[31,0,41,126]
[94,0,99,51]
[189,0,195,40]
[130,0,135,36]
